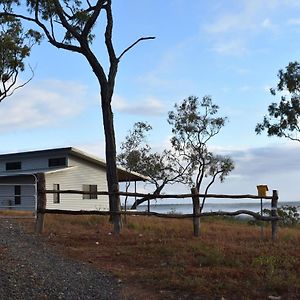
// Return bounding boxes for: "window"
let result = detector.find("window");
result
[82,184,97,199]
[48,157,66,167]
[14,185,21,205]
[6,161,21,171]
[53,184,60,204]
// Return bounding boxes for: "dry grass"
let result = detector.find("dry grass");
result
[31,215,300,299]
[0,210,34,217]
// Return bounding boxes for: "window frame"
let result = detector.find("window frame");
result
[82,184,98,199]
[48,157,67,168]
[14,185,21,205]
[6,161,22,171]
[53,184,60,204]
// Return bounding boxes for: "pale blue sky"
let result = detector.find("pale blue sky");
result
[1,0,300,202]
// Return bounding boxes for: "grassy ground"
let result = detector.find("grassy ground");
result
[32,214,300,300]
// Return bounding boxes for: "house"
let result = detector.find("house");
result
[0,147,147,211]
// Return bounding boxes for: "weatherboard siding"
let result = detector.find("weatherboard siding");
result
[0,176,36,211]
[45,155,109,211]
[0,152,69,172]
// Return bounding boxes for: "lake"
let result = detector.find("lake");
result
[137,201,300,215]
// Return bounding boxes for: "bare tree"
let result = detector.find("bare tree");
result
[0,1,154,233]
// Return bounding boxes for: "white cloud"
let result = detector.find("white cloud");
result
[261,18,274,29]
[212,40,247,56]
[287,18,300,26]
[0,79,87,132]
[113,95,165,116]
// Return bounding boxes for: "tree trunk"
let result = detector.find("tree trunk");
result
[101,95,122,234]
[130,184,165,210]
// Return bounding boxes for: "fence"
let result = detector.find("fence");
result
[33,174,280,240]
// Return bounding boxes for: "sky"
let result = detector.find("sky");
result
[1,0,300,203]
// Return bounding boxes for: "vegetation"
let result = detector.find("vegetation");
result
[264,205,300,227]
[256,61,300,142]
[118,121,190,210]
[0,15,41,101]
[118,96,234,212]
[0,0,154,234]
[38,214,300,299]
[168,96,234,211]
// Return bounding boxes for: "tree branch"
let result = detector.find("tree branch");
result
[82,0,105,38]
[118,36,155,61]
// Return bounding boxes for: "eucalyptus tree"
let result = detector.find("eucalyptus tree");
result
[0,15,41,101]
[168,96,234,211]
[256,61,300,142]
[0,1,154,233]
[118,122,191,210]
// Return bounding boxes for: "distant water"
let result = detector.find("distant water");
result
[137,201,300,214]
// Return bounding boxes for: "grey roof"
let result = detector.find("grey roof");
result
[0,147,147,182]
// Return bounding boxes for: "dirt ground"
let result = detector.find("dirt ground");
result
[13,215,300,299]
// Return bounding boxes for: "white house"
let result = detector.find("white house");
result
[0,147,147,212]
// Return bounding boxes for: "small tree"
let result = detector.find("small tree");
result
[118,122,191,210]
[256,61,300,142]
[117,121,152,211]
[168,96,234,211]
[0,15,41,101]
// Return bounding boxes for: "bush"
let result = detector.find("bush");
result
[263,205,300,227]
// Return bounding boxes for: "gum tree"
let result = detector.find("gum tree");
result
[0,1,154,233]
[168,96,234,212]
[0,15,41,101]
[118,122,191,210]
[256,61,300,142]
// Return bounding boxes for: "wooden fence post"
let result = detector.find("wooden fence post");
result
[271,190,279,241]
[35,173,47,234]
[191,187,200,237]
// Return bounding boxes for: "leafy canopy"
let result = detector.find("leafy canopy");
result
[0,15,41,101]
[256,61,300,142]
[167,96,234,195]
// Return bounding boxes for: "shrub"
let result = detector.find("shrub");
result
[264,205,300,227]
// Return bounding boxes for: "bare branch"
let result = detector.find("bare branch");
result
[118,36,155,61]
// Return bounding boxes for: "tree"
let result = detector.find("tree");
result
[0,1,154,234]
[168,96,234,211]
[256,61,300,142]
[117,122,191,210]
[0,15,41,101]
[117,121,152,212]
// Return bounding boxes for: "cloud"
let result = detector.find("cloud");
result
[287,18,300,26]
[261,18,274,29]
[212,39,248,56]
[215,144,300,178]
[113,95,165,116]
[0,79,87,132]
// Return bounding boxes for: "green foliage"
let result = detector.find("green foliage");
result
[0,15,41,100]
[167,96,234,203]
[263,205,300,227]
[256,61,300,141]
[118,121,191,189]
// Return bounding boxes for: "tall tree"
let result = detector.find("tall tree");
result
[0,1,154,233]
[0,15,41,101]
[256,61,300,142]
[118,122,191,210]
[168,96,234,211]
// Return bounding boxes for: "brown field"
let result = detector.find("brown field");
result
[9,213,298,299]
